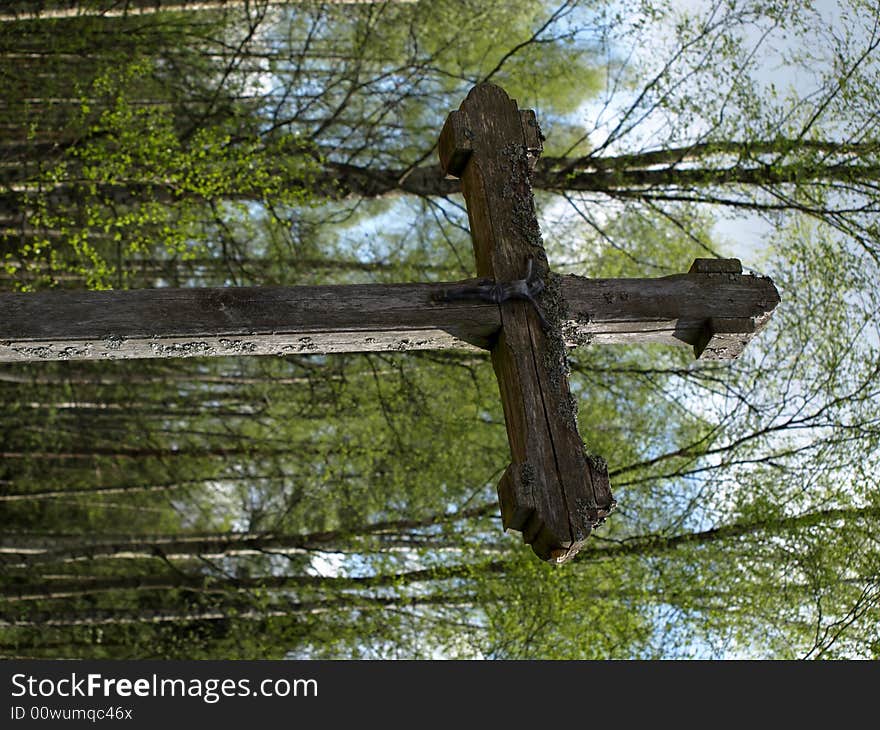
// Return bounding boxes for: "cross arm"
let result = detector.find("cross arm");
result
[558,258,780,359]
[0,262,777,363]
[0,282,502,362]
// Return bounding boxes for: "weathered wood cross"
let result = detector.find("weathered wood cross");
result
[0,84,779,563]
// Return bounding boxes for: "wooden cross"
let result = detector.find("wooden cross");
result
[0,83,779,563]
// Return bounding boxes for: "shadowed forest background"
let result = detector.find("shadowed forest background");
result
[0,0,878,659]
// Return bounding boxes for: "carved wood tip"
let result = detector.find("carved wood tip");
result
[694,316,757,360]
[438,110,473,178]
[464,82,514,105]
[496,461,615,564]
[689,258,743,274]
[440,83,541,176]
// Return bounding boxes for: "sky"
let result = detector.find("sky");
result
[563,0,848,270]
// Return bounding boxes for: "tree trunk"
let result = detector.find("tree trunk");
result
[0,595,470,628]
[0,503,498,566]
[0,0,417,23]
[6,142,874,206]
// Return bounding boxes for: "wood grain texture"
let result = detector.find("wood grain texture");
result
[440,83,614,563]
[0,269,779,362]
[559,267,779,358]
[0,283,498,362]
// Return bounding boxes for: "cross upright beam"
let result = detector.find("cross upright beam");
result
[438,84,615,562]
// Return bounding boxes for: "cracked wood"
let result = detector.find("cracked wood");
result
[0,269,777,362]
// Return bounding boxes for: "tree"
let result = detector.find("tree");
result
[1,0,602,289]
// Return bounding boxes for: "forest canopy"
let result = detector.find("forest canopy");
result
[0,0,878,659]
